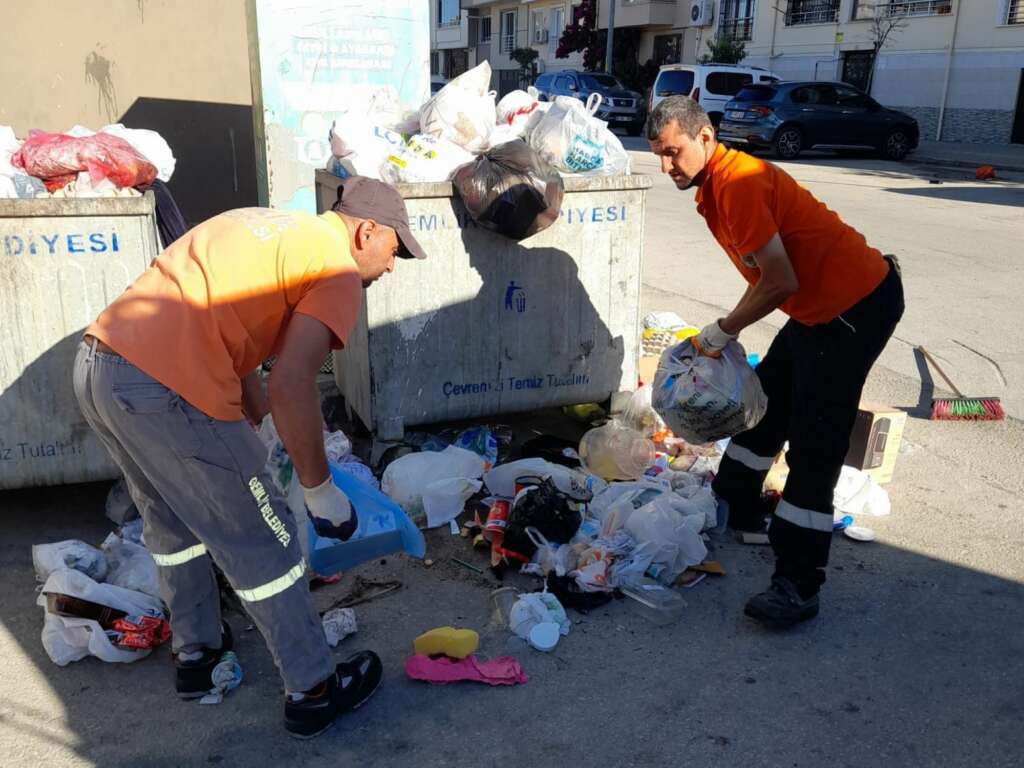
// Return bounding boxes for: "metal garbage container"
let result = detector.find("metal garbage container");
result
[315,170,651,441]
[0,194,160,489]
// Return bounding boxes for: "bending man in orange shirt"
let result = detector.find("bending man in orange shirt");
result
[648,96,904,627]
[75,177,426,737]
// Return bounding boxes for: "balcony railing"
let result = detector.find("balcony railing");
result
[718,16,755,41]
[786,2,840,25]
[500,33,516,53]
[439,12,463,28]
[1009,0,1023,24]
[885,0,952,16]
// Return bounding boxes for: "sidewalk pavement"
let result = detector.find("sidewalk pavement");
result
[912,140,1024,173]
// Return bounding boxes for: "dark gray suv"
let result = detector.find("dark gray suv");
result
[718,81,919,161]
[534,70,646,135]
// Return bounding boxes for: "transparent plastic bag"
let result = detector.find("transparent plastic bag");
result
[652,339,768,444]
[620,386,668,438]
[12,130,158,191]
[624,498,707,582]
[452,139,564,241]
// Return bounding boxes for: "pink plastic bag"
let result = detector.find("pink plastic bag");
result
[12,130,158,191]
[405,654,528,686]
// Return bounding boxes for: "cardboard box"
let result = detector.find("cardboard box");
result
[844,404,907,485]
[638,355,659,386]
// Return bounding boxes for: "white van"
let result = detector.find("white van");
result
[649,64,779,126]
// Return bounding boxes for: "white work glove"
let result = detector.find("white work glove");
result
[302,477,358,541]
[693,320,737,358]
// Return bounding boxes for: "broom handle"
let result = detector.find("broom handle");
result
[918,346,965,398]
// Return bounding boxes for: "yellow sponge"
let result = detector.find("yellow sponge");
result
[413,627,479,659]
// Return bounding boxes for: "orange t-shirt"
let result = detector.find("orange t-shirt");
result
[88,208,362,421]
[695,144,887,325]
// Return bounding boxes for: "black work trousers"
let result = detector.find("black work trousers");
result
[712,258,904,597]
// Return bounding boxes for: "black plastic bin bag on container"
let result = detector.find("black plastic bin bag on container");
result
[452,139,564,241]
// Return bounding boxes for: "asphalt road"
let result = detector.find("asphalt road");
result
[1,147,1021,767]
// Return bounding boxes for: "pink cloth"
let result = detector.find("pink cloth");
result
[405,654,528,686]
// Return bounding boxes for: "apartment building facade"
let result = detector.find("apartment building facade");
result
[430,1,586,94]
[430,1,1024,143]
[720,0,1024,144]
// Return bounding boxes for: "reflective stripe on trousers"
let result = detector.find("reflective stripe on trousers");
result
[151,543,208,567]
[235,560,307,603]
[775,500,834,533]
[724,443,775,472]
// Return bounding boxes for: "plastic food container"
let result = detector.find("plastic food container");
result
[621,578,686,625]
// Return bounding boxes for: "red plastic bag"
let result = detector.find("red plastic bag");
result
[12,130,158,191]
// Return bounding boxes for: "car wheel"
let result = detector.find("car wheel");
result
[773,126,803,160]
[882,129,910,161]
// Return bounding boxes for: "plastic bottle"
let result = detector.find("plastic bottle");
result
[578,423,656,481]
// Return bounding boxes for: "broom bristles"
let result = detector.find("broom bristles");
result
[931,397,1004,421]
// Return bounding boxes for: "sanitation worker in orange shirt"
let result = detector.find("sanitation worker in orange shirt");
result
[647,96,904,627]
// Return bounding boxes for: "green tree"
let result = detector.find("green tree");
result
[699,35,747,65]
[511,47,539,87]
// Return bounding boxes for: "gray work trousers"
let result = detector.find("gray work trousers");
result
[73,340,334,692]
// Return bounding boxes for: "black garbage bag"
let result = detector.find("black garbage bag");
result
[452,139,564,241]
[500,475,583,563]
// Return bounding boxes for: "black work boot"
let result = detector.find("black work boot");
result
[175,620,233,699]
[744,577,820,627]
[284,651,383,739]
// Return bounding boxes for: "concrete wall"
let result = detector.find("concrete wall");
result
[0,0,257,224]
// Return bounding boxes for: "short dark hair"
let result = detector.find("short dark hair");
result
[646,96,711,141]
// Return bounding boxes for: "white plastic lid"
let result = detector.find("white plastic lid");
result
[844,525,876,542]
[528,622,560,652]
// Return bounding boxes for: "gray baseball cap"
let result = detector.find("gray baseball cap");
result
[333,176,426,260]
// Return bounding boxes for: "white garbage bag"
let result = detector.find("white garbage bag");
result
[101,532,162,601]
[834,465,891,517]
[380,133,475,184]
[326,121,406,180]
[483,458,607,500]
[419,61,496,152]
[37,569,166,665]
[381,446,485,527]
[0,125,46,199]
[32,540,108,582]
[527,94,631,176]
[652,339,768,444]
[496,88,542,139]
[624,496,708,581]
[99,123,176,182]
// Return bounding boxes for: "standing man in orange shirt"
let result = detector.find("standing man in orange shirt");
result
[74,177,426,737]
[647,97,904,627]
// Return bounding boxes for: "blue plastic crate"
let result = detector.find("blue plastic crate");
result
[308,462,426,576]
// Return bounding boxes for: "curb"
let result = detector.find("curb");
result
[910,154,1024,174]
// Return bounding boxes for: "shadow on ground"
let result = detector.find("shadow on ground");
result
[884,184,1024,208]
